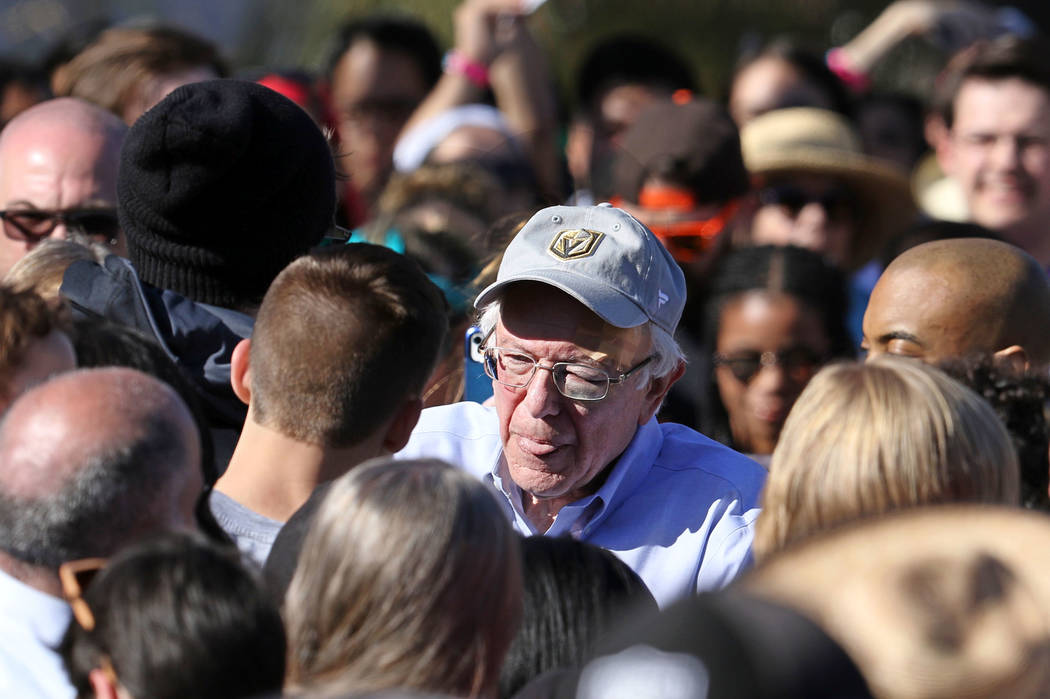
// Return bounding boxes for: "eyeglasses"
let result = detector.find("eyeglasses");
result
[59,557,107,631]
[0,208,120,245]
[59,557,120,685]
[483,346,653,401]
[757,184,854,221]
[713,347,826,385]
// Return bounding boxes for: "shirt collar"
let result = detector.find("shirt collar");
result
[0,568,72,646]
[489,417,664,536]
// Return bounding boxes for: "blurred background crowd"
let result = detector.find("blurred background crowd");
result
[4,0,1050,697]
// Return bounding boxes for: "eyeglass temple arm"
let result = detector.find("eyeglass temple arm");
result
[609,355,654,384]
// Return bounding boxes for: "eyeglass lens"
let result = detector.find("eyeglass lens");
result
[1,209,119,242]
[484,348,611,400]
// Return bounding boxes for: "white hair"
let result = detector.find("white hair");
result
[477,299,684,385]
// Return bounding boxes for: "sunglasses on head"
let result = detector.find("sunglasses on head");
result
[59,558,120,685]
[611,187,739,263]
[0,208,120,245]
[757,184,854,221]
[713,347,827,385]
[59,557,107,631]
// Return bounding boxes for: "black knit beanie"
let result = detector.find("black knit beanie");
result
[118,79,336,308]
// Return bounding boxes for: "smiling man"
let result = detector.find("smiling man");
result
[0,98,127,276]
[938,36,1050,267]
[398,204,765,606]
[862,237,1050,369]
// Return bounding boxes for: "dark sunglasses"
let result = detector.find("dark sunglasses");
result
[0,208,120,244]
[713,347,827,385]
[757,184,854,221]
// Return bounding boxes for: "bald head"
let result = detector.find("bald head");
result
[0,98,126,276]
[863,238,1050,367]
[0,367,201,567]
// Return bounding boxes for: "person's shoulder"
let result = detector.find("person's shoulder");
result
[398,402,502,478]
[651,422,766,498]
[412,401,500,440]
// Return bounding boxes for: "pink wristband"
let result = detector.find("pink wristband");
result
[443,50,490,89]
[826,47,871,93]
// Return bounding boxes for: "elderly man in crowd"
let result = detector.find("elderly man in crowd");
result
[399,204,765,606]
[863,237,1050,370]
[0,368,202,697]
[0,97,127,276]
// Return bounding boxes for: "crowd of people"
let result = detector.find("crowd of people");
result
[2,0,1050,696]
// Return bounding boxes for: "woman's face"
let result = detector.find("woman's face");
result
[748,173,856,267]
[715,291,831,455]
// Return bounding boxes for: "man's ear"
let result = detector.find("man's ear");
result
[382,397,424,454]
[230,338,252,406]
[88,668,121,699]
[639,360,686,425]
[993,344,1028,375]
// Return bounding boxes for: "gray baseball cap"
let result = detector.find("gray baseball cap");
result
[475,204,686,335]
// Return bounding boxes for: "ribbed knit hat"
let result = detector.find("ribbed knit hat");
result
[118,79,336,308]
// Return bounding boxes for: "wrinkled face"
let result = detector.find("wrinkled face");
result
[943,78,1050,242]
[330,40,428,203]
[715,292,830,455]
[862,265,992,363]
[0,329,76,413]
[749,173,856,267]
[492,285,664,501]
[0,125,120,275]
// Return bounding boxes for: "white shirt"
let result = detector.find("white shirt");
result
[0,568,75,698]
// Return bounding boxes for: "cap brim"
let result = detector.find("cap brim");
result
[474,271,650,329]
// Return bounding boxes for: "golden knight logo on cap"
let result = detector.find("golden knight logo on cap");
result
[547,229,604,261]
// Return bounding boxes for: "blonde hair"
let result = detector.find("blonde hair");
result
[754,357,1019,559]
[5,238,109,300]
[284,458,522,698]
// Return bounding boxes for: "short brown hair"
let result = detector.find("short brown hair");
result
[941,35,1050,128]
[52,25,226,123]
[250,245,448,448]
[0,284,70,396]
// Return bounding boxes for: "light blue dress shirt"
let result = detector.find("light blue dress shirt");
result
[398,402,766,607]
[0,568,75,698]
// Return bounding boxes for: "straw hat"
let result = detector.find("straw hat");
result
[743,506,1050,699]
[740,107,916,269]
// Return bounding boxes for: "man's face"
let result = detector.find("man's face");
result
[861,265,996,363]
[492,285,668,502]
[942,78,1050,241]
[330,39,428,203]
[0,124,120,275]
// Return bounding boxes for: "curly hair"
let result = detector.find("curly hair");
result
[940,356,1050,512]
[0,284,70,397]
